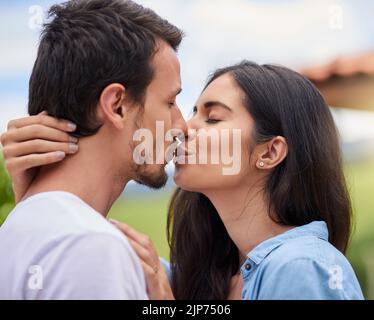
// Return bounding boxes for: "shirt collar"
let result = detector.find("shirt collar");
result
[247,221,329,265]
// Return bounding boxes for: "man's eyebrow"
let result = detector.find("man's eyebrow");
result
[171,88,182,98]
[203,101,232,112]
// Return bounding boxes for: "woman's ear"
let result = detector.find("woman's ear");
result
[256,136,288,170]
[98,83,128,130]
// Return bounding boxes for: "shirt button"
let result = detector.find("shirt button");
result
[245,263,252,271]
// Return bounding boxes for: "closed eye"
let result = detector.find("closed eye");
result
[205,118,221,124]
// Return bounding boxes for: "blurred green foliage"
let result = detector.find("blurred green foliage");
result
[345,160,374,299]
[0,155,15,225]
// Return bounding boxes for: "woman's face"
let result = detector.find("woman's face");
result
[173,73,258,192]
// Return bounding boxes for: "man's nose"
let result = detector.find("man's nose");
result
[170,105,188,138]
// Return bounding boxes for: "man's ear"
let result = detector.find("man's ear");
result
[98,83,128,130]
[256,136,288,170]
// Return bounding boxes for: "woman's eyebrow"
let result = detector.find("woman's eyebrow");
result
[203,101,232,112]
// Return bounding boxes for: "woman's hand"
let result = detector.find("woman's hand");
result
[0,112,79,202]
[110,219,175,300]
[227,274,244,300]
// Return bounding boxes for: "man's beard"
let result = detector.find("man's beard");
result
[130,113,168,189]
[133,163,168,189]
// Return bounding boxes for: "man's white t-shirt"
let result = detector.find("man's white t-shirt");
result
[0,191,148,300]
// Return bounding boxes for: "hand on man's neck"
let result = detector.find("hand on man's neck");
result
[24,133,132,216]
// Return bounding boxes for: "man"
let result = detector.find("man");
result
[0,0,187,299]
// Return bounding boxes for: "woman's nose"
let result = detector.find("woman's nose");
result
[183,117,200,141]
[186,116,199,131]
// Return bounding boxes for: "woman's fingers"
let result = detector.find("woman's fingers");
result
[6,113,76,132]
[140,261,161,297]
[140,260,159,283]
[110,220,160,267]
[2,124,78,144]
[0,114,78,178]
[5,152,66,175]
[140,260,174,300]
[128,238,159,269]
[111,220,156,251]
[3,140,79,158]
[0,113,77,201]
[109,220,174,300]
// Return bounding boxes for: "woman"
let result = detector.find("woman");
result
[111,61,363,300]
[1,61,363,300]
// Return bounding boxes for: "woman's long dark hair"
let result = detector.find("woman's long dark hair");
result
[167,61,352,300]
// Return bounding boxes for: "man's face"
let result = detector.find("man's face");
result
[132,41,187,189]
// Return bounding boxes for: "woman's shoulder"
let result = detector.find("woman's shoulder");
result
[263,234,347,269]
[252,236,363,299]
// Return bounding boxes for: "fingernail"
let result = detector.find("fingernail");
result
[69,136,78,143]
[109,219,119,225]
[68,144,79,154]
[55,151,66,160]
[66,122,77,131]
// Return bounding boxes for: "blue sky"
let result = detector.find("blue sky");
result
[1,0,374,147]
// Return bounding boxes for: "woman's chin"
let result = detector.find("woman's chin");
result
[173,164,185,184]
[173,164,196,191]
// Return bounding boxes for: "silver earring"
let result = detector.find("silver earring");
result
[259,161,265,168]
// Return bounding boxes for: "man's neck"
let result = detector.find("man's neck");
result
[24,136,130,216]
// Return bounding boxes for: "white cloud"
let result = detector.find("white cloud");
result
[0,7,40,73]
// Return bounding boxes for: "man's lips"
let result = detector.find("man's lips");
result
[165,137,196,165]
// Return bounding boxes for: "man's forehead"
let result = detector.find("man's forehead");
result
[152,41,180,73]
[153,61,181,94]
[147,40,181,96]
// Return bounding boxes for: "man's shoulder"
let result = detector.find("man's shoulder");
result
[4,191,123,238]
[0,192,147,299]
[1,191,137,267]
[34,230,147,299]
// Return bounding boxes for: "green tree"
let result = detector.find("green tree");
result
[0,155,15,225]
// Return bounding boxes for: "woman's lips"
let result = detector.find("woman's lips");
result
[173,144,195,165]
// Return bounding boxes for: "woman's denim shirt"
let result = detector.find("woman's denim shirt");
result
[161,221,364,300]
